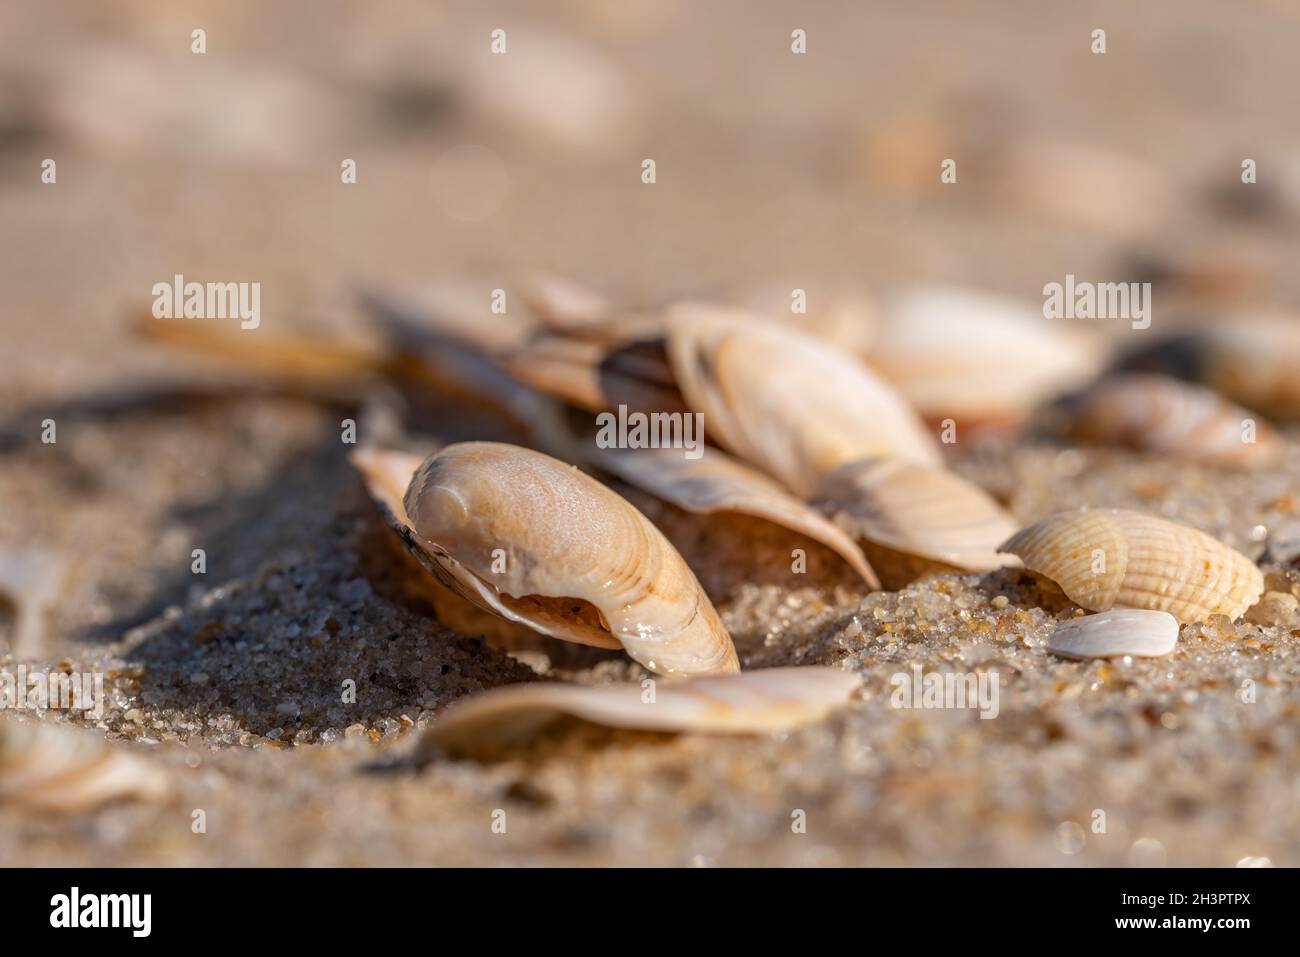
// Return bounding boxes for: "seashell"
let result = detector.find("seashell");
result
[1191,314,1300,421]
[518,273,665,344]
[593,446,880,587]
[1047,609,1179,660]
[1063,373,1280,468]
[0,719,170,813]
[352,443,739,676]
[420,666,861,756]
[665,303,941,497]
[743,282,881,357]
[500,333,687,415]
[811,458,1020,572]
[999,509,1264,624]
[869,286,1107,425]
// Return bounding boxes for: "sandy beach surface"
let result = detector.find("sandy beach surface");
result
[2,0,1300,866]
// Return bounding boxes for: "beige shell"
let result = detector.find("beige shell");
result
[353,443,739,677]
[812,458,1020,572]
[420,666,862,756]
[999,509,1264,624]
[744,282,880,357]
[1065,373,1280,468]
[1195,314,1300,420]
[594,446,880,588]
[1047,609,1179,660]
[0,720,170,813]
[665,303,941,497]
[870,286,1106,424]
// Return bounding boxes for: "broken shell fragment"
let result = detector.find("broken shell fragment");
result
[420,666,862,756]
[0,720,170,813]
[1047,609,1179,660]
[353,443,739,676]
[1063,373,1280,468]
[812,458,1019,572]
[666,303,941,497]
[594,445,880,588]
[999,509,1264,624]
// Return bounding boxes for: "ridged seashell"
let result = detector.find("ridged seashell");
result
[594,446,879,588]
[811,458,1019,572]
[1047,609,1179,660]
[1064,373,1280,468]
[352,443,739,676]
[420,666,861,757]
[0,720,170,813]
[869,286,1106,425]
[999,509,1264,624]
[665,303,941,497]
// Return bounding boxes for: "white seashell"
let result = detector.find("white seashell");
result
[665,303,941,496]
[812,458,1019,572]
[420,666,861,756]
[870,286,1106,425]
[0,719,170,813]
[999,508,1264,624]
[594,446,879,587]
[1065,373,1280,468]
[1047,609,1179,660]
[352,443,739,676]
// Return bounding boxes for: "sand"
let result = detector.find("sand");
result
[3,0,1300,867]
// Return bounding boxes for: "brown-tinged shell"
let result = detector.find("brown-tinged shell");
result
[420,666,862,757]
[594,445,880,588]
[665,303,941,497]
[353,443,739,676]
[812,458,1020,572]
[0,719,170,813]
[999,509,1264,624]
[1065,373,1280,468]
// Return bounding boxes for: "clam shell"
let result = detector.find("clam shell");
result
[870,286,1106,424]
[1065,373,1280,468]
[420,666,861,756]
[354,443,739,676]
[1047,609,1179,660]
[999,509,1264,624]
[665,303,941,497]
[500,333,687,415]
[0,720,170,813]
[594,446,880,588]
[812,458,1019,572]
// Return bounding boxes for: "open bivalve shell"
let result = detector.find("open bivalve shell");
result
[352,442,739,677]
[0,719,170,813]
[665,303,941,497]
[999,509,1264,624]
[420,666,862,757]
[812,458,1020,572]
[1047,609,1180,660]
[594,445,880,588]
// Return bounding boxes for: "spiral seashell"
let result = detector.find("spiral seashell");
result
[1064,373,1280,468]
[593,445,880,587]
[420,666,862,757]
[999,509,1264,624]
[0,719,170,813]
[812,458,1019,572]
[1047,609,1179,660]
[353,443,739,677]
[665,303,941,497]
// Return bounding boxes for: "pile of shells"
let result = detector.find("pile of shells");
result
[132,273,1289,755]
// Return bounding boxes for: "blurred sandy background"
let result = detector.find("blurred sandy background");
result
[3,1,1300,867]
